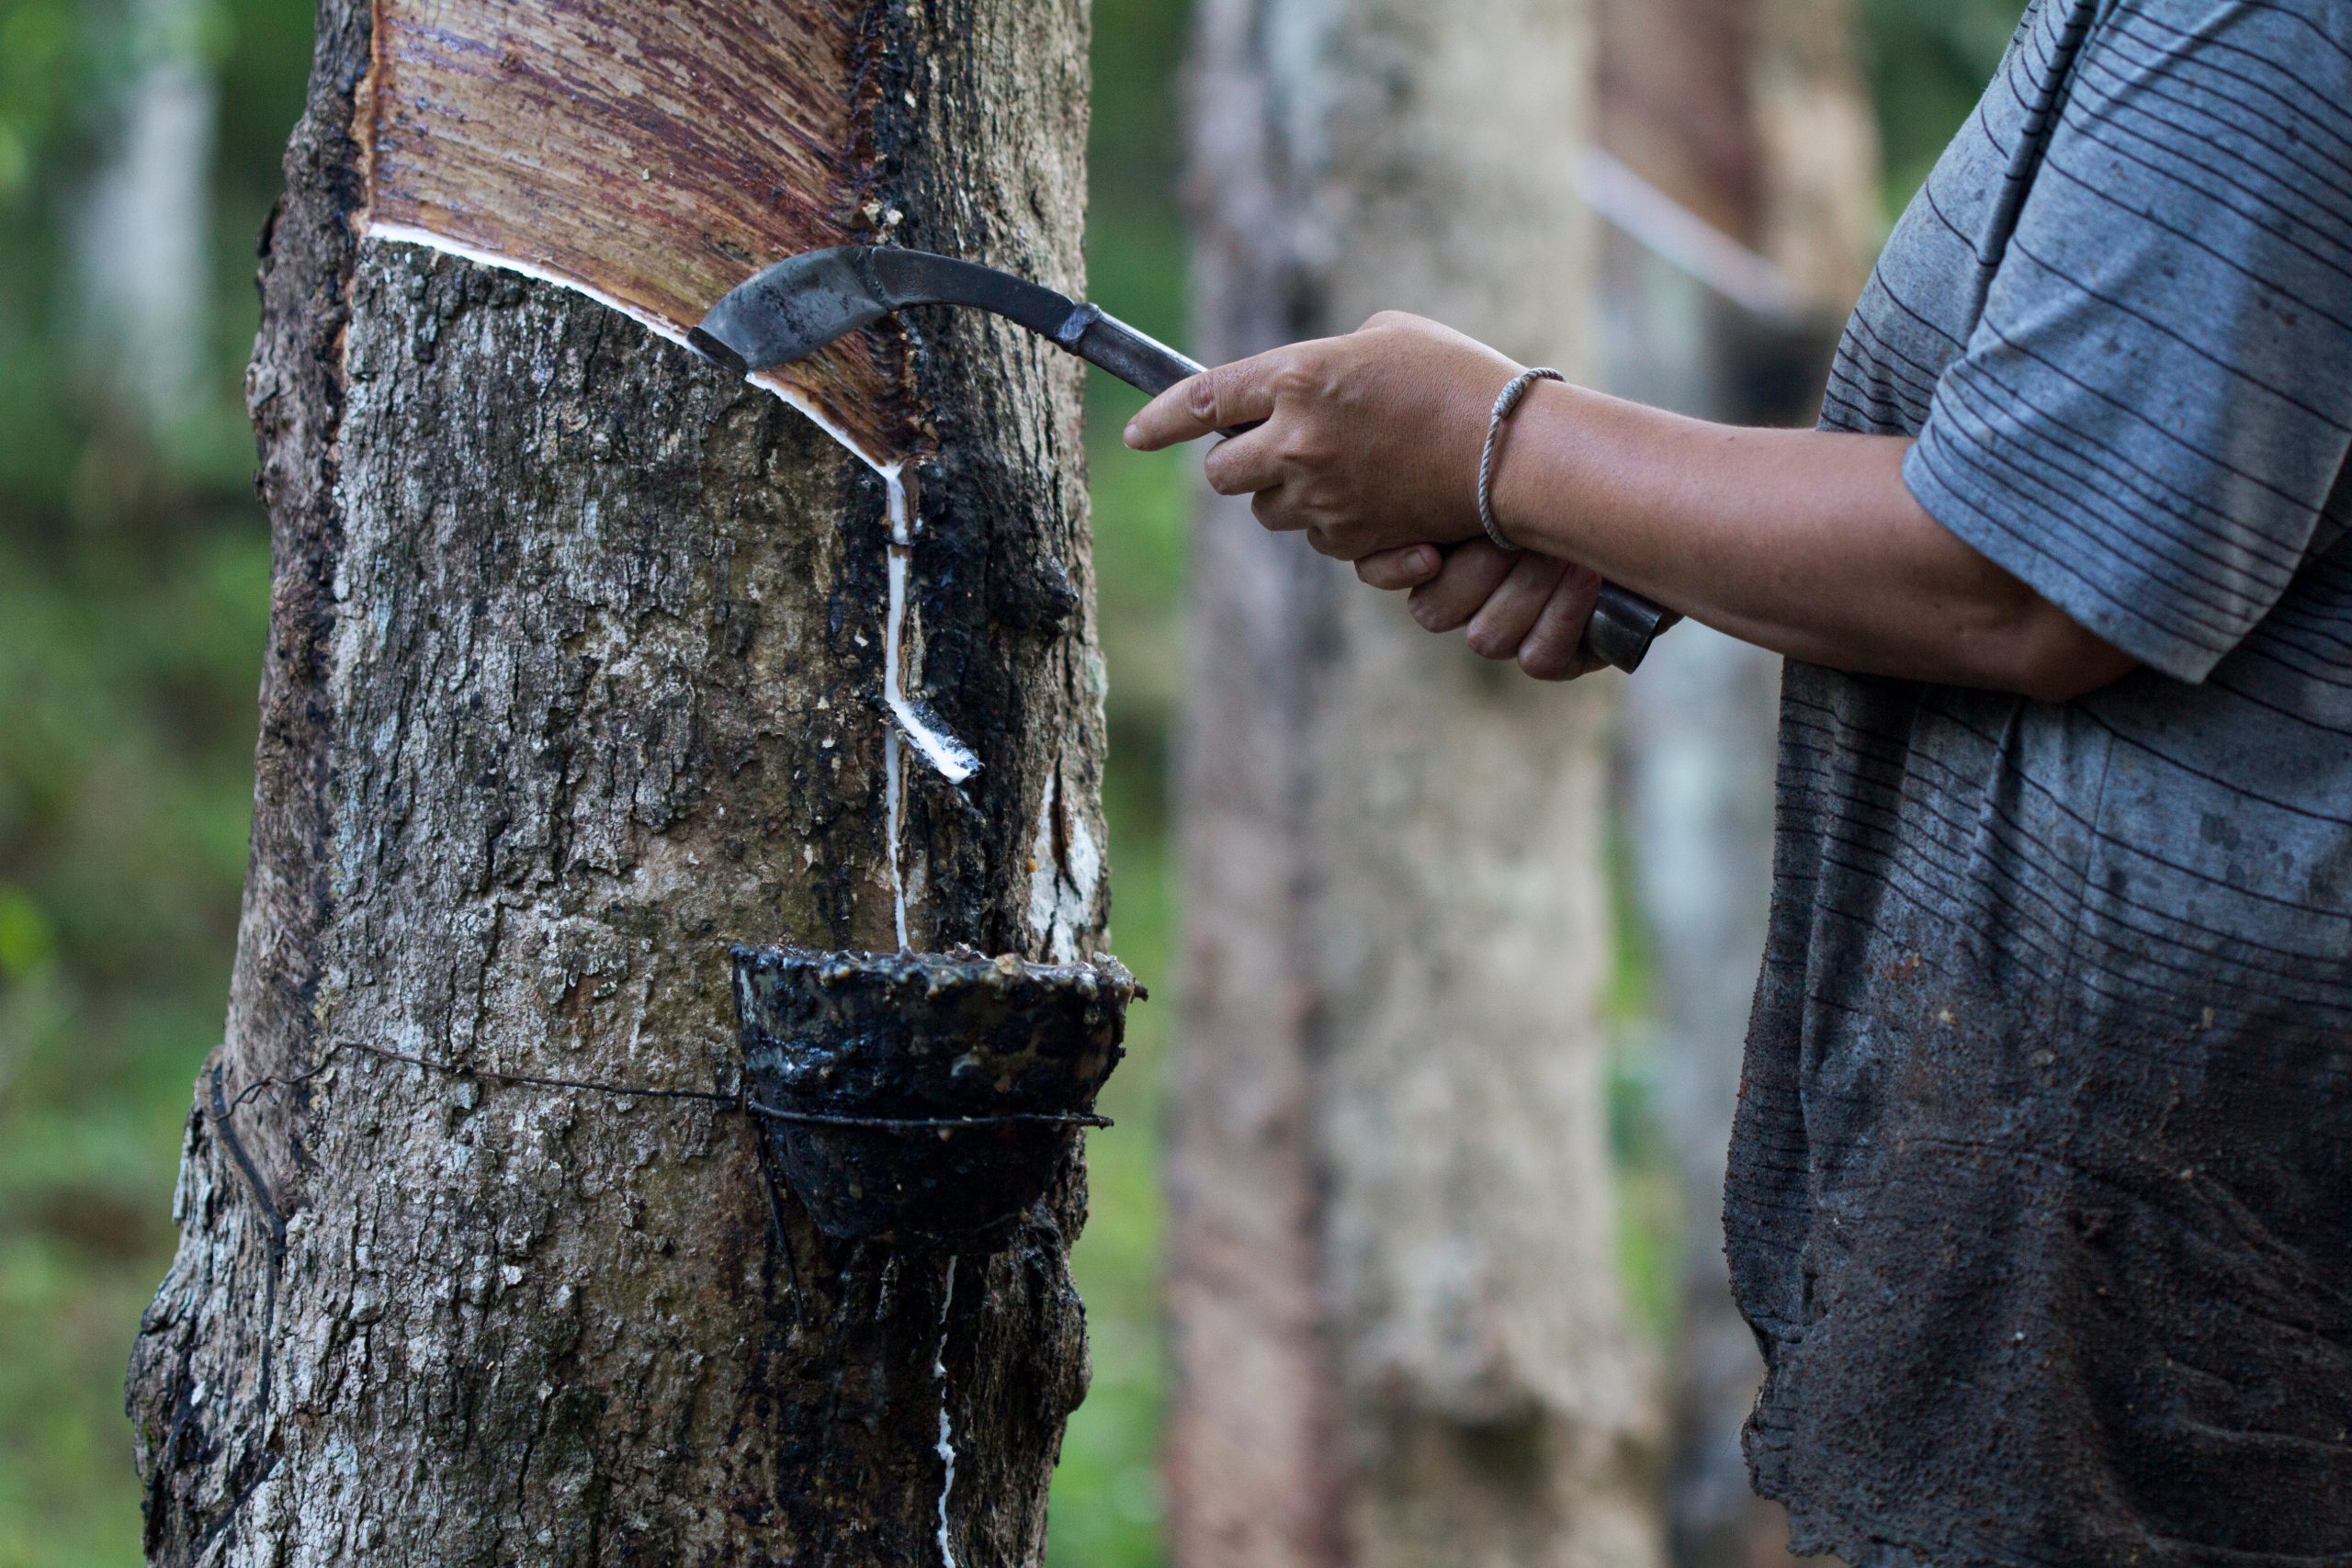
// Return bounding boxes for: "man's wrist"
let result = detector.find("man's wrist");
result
[1477,367,1566,550]
[1485,376,1581,555]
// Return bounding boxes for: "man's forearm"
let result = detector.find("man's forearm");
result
[1491,381,2135,699]
[1120,311,2136,698]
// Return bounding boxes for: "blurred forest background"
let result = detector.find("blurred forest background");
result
[0,0,2026,1562]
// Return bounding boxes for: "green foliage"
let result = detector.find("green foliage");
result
[1858,0,2030,209]
[0,1,320,1558]
[0,0,93,206]
[1047,762,1176,1568]
[1039,9,1195,1550]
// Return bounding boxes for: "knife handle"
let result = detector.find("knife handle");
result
[1585,583,1681,673]
[1061,306,1677,674]
[1057,305,1261,438]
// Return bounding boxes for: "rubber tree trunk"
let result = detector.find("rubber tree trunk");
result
[1594,2,1876,1563]
[1164,1,1665,1563]
[125,0,1107,1562]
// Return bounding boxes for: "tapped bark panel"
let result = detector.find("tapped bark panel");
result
[363,0,902,455]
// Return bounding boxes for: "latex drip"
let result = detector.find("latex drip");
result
[358,224,977,952]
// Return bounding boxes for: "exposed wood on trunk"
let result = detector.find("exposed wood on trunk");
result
[1166,0,1665,1563]
[126,0,1107,1562]
[361,0,905,457]
[1594,3,1876,1564]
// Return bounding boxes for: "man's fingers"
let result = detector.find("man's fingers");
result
[1356,547,1445,591]
[1124,355,1282,449]
[1407,542,1518,632]
[1464,553,1571,660]
[1204,429,1285,497]
[1516,565,1603,681]
[1249,485,1306,535]
[1383,540,1601,678]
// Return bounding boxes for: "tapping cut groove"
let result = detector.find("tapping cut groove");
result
[360,0,907,457]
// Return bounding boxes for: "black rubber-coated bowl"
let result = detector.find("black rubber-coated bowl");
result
[730,944,1136,1242]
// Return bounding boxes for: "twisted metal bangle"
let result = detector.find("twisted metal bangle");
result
[1476,367,1565,551]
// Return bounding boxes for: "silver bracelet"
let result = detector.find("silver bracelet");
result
[1477,367,1564,551]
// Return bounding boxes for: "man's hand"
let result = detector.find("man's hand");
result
[1354,542,1609,682]
[1126,307,2136,700]
[1125,312,1611,679]
[1123,312,1519,560]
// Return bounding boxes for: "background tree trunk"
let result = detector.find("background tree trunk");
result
[1163,0,1665,1562]
[1593,2,1876,1562]
[125,0,1110,1562]
[74,0,216,440]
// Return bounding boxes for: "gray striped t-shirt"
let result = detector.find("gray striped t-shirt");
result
[1725,2,2352,1562]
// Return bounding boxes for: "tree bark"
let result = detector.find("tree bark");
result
[1164,2,1665,1563]
[126,1,1108,1562]
[1593,3,1875,1562]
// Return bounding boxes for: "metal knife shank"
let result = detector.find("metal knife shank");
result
[694,247,1676,671]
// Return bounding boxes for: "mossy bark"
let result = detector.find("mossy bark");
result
[126,1,1106,1562]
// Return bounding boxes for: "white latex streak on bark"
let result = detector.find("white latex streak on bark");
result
[881,528,980,947]
[887,727,910,951]
[364,222,883,464]
[933,1256,960,1568]
[883,542,981,785]
[359,221,978,953]
[1023,768,1100,964]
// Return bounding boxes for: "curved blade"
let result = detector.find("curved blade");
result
[690,248,1678,676]
[690,246,1080,376]
[689,248,886,376]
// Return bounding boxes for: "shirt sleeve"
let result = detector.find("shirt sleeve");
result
[1903,0,2352,682]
